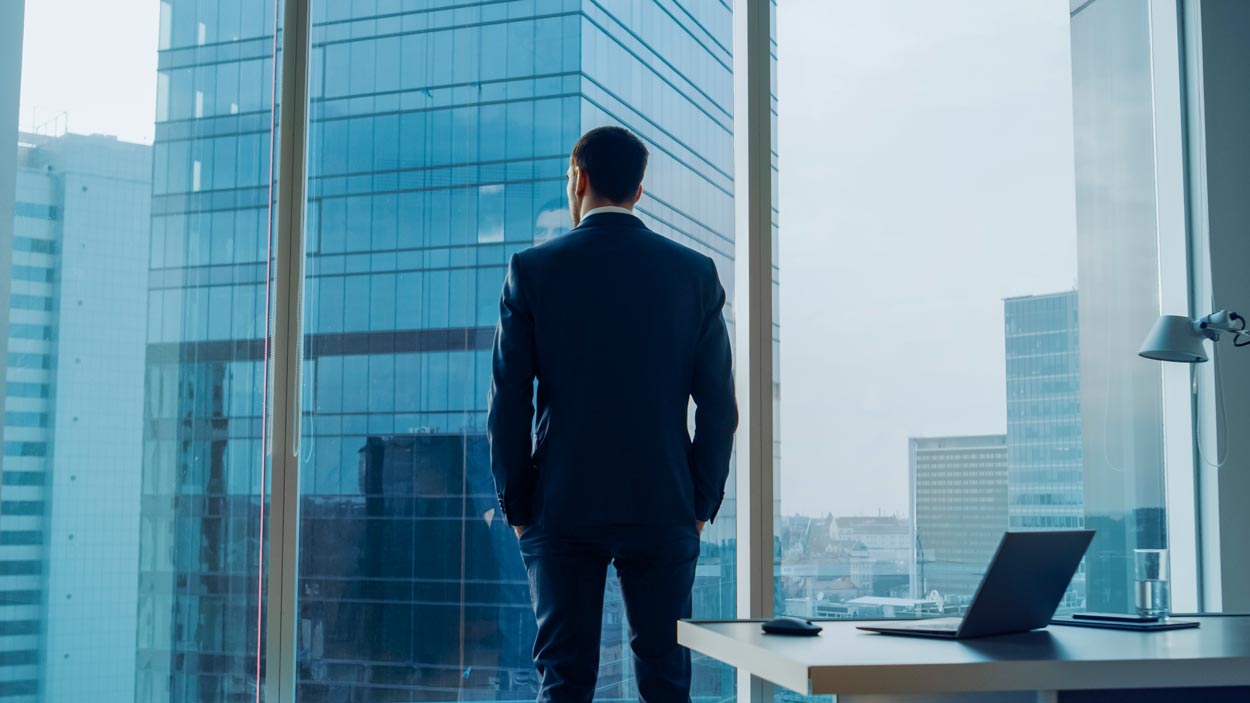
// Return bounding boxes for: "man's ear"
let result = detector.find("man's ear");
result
[576,167,590,197]
[631,184,643,206]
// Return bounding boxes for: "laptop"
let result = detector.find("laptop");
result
[857,530,1095,639]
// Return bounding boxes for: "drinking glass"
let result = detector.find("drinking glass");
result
[1134,548,1170,618]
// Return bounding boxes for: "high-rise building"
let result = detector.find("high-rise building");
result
[909,434,1008,604]
[1004,290,1085,608]
[1004,291,1083,531]
[1,132,150,703]
[141,2,736,702]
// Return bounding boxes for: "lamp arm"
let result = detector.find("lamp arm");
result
[1196,309,1244,341]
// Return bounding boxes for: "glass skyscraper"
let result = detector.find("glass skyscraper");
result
[142,1,736,701]
[1004,291,1083,532]
[1004,290,1085,608]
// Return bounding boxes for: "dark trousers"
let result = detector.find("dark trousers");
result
[519,523,700,703]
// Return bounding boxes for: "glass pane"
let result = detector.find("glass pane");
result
[2,1,280,702]
[774,0,1168,646]
[296,1,735,700]
[1068,0,1168,614]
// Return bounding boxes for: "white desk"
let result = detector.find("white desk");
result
[678,616,1250,702]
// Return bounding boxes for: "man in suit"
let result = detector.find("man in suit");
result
[488,125,738,703]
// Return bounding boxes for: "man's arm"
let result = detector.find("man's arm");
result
[690,256,738,523]
[487,253,538,527]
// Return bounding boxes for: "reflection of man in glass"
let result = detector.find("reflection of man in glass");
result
[489,127,738,702]
[467,440,538,693]
[471,189,562,687]
[532,197,568,244]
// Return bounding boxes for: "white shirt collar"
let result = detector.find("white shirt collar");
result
[581,205,636,219]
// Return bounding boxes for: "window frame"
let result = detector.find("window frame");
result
[260,2,782,701]
[732,1,777,700]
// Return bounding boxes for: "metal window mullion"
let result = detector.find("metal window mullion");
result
[1180,0,1224,613]
[265,0,312,701]
[733,0,775,701]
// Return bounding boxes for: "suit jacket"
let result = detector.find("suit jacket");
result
[487,211,738,529]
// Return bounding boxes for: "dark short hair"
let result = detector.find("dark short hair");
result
[571,126,649,203]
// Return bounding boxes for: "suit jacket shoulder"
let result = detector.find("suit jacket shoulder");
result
[518,215,719,291]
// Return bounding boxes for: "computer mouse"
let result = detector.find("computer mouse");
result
[761,615,823,636]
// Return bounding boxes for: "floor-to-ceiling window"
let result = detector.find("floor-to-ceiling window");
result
[1068,0,1170,615]
[294,1,737,701]
[774,1,1088,639]
[2,2,280,702]
[142,1,284,701]
[5,2,742,701]
[772,0,1177,665]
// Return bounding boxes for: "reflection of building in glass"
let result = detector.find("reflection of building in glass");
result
[909,435,1007,604]
[2,132,150,703]
[1004,291,1085,609]
[297,435,537,695]
[140,2,736,701]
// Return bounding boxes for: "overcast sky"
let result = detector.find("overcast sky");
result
[18,0,1080,520]
[17,0,158,143]
[776,0,1079,518]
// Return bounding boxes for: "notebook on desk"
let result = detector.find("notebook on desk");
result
[1051,615,1200,632]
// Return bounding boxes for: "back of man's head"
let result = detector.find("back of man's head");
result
[571,126,650,204]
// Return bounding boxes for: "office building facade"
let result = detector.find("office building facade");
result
[1004,291,1085,608]
[909,434,1008,604]
[1004,291,1084,531]
[1,132,150,703]
[141,1,736,701]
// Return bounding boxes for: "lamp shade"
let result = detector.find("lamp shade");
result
[1138,315,1208,363]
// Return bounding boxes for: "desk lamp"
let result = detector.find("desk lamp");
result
[1139,308,1247,468]
[1139,310,1249,363]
